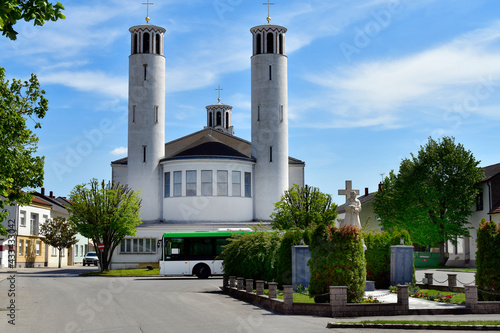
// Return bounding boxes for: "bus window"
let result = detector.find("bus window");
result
[165,238,185,259]
[215,237,227,256]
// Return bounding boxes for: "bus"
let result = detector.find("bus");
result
[159,230,248,278]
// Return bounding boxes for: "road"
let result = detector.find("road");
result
[0,267,496,333]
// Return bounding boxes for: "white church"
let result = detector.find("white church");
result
[110,16,304,267]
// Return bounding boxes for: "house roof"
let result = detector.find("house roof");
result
[482,162,500,182]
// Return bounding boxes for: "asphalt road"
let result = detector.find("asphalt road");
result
[0,267,496,333]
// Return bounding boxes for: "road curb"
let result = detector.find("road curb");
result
[327,323,500,330]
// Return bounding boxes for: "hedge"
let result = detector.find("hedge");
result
[476,219,500,301]
[308,224,365,303]
[364,228,414,289]
[275,229,305,288]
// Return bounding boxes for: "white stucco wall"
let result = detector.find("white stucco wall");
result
[289,164,304,188]
[162,159,254,222]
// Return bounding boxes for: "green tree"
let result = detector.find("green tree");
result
[0,67,47,224]
[271,184,338,230]
[40,216,78,268]
[68,179,142,272]
[0,0,65,40]
[374,136,484,265]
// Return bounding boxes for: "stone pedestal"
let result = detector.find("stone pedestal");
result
[390,245,413,286]
[292,245,311,290]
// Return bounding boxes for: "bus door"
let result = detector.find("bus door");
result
[163,237,190,275]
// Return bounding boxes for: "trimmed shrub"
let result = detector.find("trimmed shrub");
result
[476,219,500,301]
[364,228,414,289]
[276,229,304,287]
[308,224,365,303]
[220,231,281,282]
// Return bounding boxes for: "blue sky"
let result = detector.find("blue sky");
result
[1,0,500,204]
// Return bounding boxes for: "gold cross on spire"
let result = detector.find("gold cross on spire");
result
[215,85,223,103]
[263,0,275,23]
[142,0,154,23]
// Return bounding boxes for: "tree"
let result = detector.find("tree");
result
[0,67,47,223]
[374,136,484,265]
[271,184,338,230]
[68,179,142,272]
[40,216,78,268]
[0,1,65,40]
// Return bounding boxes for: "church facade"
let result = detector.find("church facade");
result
[110,19,304,268]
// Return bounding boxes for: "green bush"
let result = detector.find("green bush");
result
[220,231,281,282]
[364,228,414,289]
[276,229,304,287]
[308,224,366,303]
[476,219,500,301]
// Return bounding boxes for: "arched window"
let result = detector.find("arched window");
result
[143,32,150,53]
[216,112,222,126]
[133,34,138,54]
[279,34,284,55]
[266,32,274,54]
[226,112,229,129]
[256,33,262,55]
[209,112,213,127]
[155,33,161,55]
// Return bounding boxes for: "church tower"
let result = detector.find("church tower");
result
[251,18,289,221]
[127,22,166,221]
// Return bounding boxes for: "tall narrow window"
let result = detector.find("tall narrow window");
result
[257,105,260,121]
[144,64,147,81]
[132,105,136,123]
[143,145,147,163]
[232,171,241,197]
[226,112,229,129]
[154,106,159,124]
[217,170,228,196]
[36,241,41,256]
[155,33,161,55]
[244,172,251,197]
[476,191,484,211]
[30,213,39,236]
[216,112,222,126]
[279,34,284,55]
[280,105,283,122]
[133,33,138,54]
[143,32,150,53]
[186,170,197,196]
[201,170,213,196]
[269,65,272,81]
[209,112,213,127]
[19,240,23,256]
[173,171,182,197]
[20,210,26,226]
[269,146,273,162]
[256,33,262,54]
[164,172,170,198]
[267,32,274,53]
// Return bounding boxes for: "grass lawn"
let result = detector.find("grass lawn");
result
[80,268,160,276]
[354,320,500,326]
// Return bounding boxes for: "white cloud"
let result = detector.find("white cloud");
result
[110,146,128,156]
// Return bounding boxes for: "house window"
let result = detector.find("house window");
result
[232,171,241,197]
[173,171,182,197]
[186,170,197,196]
[19,240,23,256]
[217,170,228,196]
[36,241,41,256]
[476,191,484,211]
[81,245,84,256]
[75,246,78,257]
[20,210,26,227]
[245,172,251,197]
[120,238,156,253]
[201,170,213,196]
[164,172,171,198]
[43,214,48,222]
[30,213,39,236]
[25,240,29,256]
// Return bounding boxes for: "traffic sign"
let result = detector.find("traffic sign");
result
[97,243,105,250]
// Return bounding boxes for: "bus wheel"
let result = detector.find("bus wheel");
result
[194,264,210,279]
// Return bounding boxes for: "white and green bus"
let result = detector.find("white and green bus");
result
[159,230,248,278]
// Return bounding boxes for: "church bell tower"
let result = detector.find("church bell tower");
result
[251,14,289,221]
[127,21,166,221]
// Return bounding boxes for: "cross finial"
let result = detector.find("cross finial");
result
[338,180,360,203]
[142,0,154,23]
[262,1,275,23]
[215,85,223,103]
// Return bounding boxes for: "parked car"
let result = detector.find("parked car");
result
[83,252,99,266]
